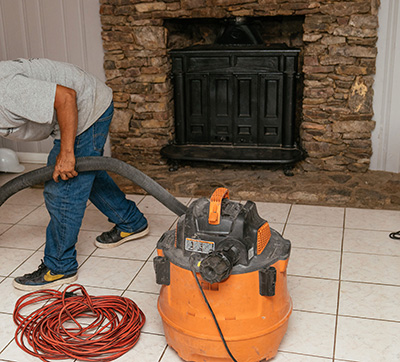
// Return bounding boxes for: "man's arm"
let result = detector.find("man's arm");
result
[53,85,79,182]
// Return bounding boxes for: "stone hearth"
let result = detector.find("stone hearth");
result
[100,0,379,173]
[110,161,400,210]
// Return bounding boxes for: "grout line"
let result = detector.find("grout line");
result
[123,259,150,293]
[127,244,158,290]
[80,253,153,263]
[339,279,400,288]
[0,311,13,316]
[277,349,335,361]
[286,222,344,228]
[337,314,400,324]
[332,207,346,361]
[290,245,342,253]
[123,243,158,293]
[77,247,97,270]
[158,345,169,362]
[5,251,38,280]
[141,330,165,337]
[288,244,400,259]
[345,225,400,232]
[2,203,43,226]
[292,309,336,317]
[341,250,400,258]
[123,289,159,297]
[0,235,45,280]
[0,314,16,357]
[277,203,293,237]
[287,274,340,282]
[0,224,13,237]
[0,245,44,252]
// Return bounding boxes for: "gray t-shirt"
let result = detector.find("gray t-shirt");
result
[0,58,113,141]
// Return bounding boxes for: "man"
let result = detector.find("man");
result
[0,58,149,291]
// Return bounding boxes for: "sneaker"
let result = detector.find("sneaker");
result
[95,224,149,249]
[13,261,77,291]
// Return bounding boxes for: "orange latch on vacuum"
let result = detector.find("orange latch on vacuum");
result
[208,188,229,225]
[257,222,272,255]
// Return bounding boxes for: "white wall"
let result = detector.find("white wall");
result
[371,0,400,173]
[0,0,106,163]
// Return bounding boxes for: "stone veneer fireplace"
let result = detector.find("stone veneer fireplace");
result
[100,0,379,172]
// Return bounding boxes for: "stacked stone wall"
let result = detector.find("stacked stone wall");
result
[100,0,380,171]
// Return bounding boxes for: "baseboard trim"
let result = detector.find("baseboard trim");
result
[16,152,48,164]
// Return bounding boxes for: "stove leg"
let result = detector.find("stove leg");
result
[283,165,294,177]
[168,160,180,172]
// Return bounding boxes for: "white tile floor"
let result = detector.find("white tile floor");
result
[0,166,400,362]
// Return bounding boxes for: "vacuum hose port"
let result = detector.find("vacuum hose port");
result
[199,247,239,284]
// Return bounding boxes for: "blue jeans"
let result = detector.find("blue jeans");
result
[43,102,147,274]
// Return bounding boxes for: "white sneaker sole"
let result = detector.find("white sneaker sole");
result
[95,226,150,249]
[13,274,78,292]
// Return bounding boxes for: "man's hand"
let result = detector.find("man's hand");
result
[53,151,78,182]
[53,85,79,182]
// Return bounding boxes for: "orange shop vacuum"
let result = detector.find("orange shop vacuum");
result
[154,188,292,362]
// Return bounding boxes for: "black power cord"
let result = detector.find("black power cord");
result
[389,230,400,240]
[192,270,238,362]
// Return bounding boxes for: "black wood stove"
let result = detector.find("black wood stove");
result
[161,18,303,167]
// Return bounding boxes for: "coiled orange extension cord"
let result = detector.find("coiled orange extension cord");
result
[13,284,145,362]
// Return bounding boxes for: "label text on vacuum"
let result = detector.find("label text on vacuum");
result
[185,238,215,254]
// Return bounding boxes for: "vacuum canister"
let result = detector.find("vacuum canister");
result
[153,188,292,362]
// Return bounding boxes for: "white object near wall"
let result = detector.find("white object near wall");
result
[371,0,400,173]
[0,0,108,163]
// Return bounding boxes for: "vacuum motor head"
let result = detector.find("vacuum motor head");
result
[155,188,290,285]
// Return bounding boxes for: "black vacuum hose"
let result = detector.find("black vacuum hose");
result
[0,156,187,216]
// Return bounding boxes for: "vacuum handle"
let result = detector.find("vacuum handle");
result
[208,187,229,225]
